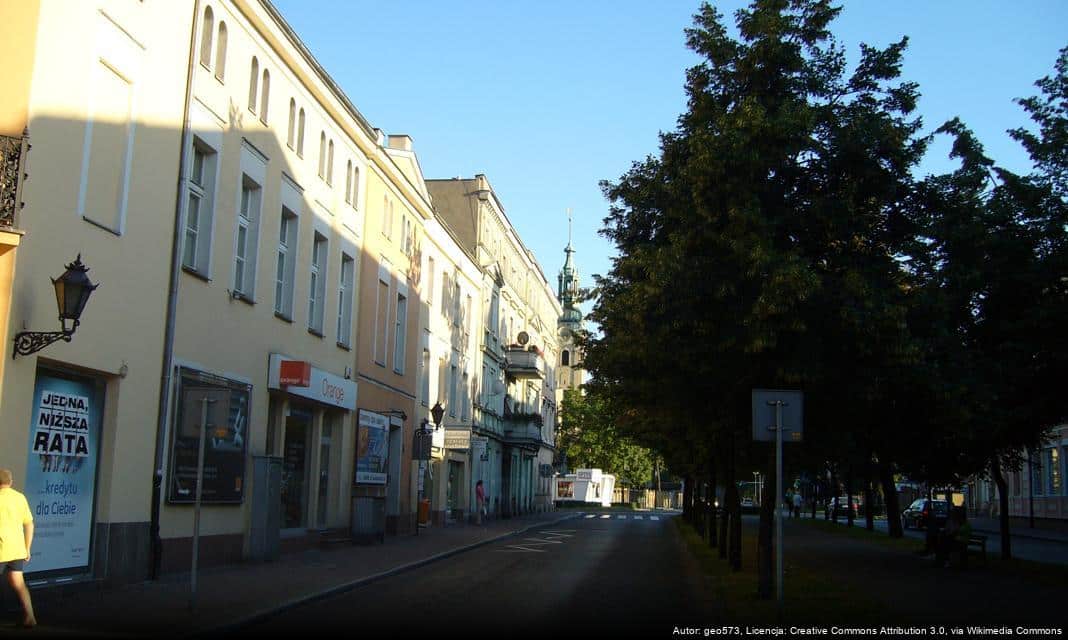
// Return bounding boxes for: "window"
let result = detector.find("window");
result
[453,281,461,327]
[308,232,327,334]
[259,69,270,123]
[182,140,217,274]
[403,216,413,256]
[420,346,430,406]
[344,161,352,204]
[381,196,392,239]
[1049,448,1062,496]
[248,57,259,113]
[561,350,570,366]
[233,177,261,298]
[199,7,213,68]
[336,253,354,347]
[1031,454,1044,497]
[287,99,296,148]
[461,373,470,421]
[393,293,408,374]
[448,364,458,416]
[440,272,450,318]
[318,132,326,178]
[425,257,435,309]
[214,22,227,81]
[374,279,389,366]
[274,207,297,317]
[350,166,359,208]
[297,109,305,157]
[326,140,334,185]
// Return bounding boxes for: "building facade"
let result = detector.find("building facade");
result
[427,175,562,518]
[965,425,1068,523]
[1,0,568,589]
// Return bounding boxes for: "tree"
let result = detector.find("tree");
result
[557,390,656,489]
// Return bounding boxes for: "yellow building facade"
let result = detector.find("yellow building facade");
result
[1,0,564,587]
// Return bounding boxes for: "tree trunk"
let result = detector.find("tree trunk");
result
[718,462,729,560]
[708,456,718,549]
[864,462,875,531]
[845,470,855,527]
[991,456,1012,560]
[924,485,937,554]
[726,442,742,571]
[878,460,903,538]
[757,446,775,599]
[683,475,693,523]
[829,469,838,522]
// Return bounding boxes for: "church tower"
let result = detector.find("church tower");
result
[557,211,583,394]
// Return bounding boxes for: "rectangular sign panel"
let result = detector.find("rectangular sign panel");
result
[268,353,356,410]
[355,410,389,484]
[278,360,311,387]
[752,389,804,442]
[24,372,103,574]
[444,428,471,450]
[168,371,250,504]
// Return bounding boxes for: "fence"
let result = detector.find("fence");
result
[611,487,682,510]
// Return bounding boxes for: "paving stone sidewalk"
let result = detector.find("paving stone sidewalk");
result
[1,511,578,638]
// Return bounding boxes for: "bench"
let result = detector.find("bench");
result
[966,534,988,566]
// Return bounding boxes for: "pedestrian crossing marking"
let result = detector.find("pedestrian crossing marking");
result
[616,515,626,519]
[600,515,611,519]
[584,514,596,519]
[524,538,564,544]
[634,515,644,520]
[650,516,660,521]
[499,545,546,553]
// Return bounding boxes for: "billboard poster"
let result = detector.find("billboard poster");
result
[167,370,250,504]
[355,410,388,484]
[24,371,103,574]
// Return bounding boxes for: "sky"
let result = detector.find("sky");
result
[273,0,1067,317]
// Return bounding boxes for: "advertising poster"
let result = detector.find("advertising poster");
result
[168,371,250,504]
[24,372,103,574]
[355,410,388,484]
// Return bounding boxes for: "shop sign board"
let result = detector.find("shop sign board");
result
[268,354,355,410]
[24,372,103,574]
[278,360,311,387]
[444,428,470,450]
[355,410,389,484]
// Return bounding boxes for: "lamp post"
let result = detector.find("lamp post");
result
[13,255,98,358]
[414,402,445,536]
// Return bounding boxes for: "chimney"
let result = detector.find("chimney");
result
[387,134,413,152]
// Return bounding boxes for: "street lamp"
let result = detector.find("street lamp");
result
[414,402,445,536]
[14,255,99,358]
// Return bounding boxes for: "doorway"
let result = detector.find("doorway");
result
[281,406,312,530]
[446,461,463,522]
[317,419,332,527]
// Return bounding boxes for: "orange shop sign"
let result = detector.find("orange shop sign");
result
[279,360,311,387]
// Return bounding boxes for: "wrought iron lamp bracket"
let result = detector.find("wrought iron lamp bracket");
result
[13,321,78,359]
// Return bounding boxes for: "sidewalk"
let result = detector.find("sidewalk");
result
[6,511,578,638]
[967,515,1068,543]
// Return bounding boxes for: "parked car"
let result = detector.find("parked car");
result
[740,497,755,508]
[900,498,949,530]
[824,495,860,518]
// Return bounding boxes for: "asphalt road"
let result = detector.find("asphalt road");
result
[239,511,715,636]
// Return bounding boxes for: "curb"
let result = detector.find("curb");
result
[192,513,580,638]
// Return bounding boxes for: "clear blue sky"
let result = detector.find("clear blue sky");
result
[273,1,1067,314]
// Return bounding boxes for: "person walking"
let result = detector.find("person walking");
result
[475,480,486,526]
[792,491,802,518]
[0,469,36,628]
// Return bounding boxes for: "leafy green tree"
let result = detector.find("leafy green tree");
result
[557,390,655,489]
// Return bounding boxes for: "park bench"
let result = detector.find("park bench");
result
[965,533,987,566]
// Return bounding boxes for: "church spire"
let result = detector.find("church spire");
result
[558,209,581,328]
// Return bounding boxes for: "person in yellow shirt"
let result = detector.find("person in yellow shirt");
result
[0,468,36,628]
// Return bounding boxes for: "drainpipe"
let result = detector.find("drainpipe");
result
[150,0,200,580]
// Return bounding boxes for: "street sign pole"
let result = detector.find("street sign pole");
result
[772,399,784,613]
[190,395,215,611]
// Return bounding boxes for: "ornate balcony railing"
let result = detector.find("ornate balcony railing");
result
[1,132,30,229]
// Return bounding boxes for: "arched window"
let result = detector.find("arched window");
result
[318,132,326,178]
[351,166,359,207]
[199,7,214,68]
[259,69,270,123]
[248,57,259,112]
[345,160,353,203]
[326,140,334,185]
[287,99,296,148]
[562,350,570,366]
[297,109,306,157]
[214,22,227,81]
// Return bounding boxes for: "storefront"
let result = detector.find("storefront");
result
[266,354,356,544]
